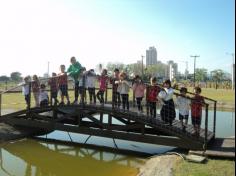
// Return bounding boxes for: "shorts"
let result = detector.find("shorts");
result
[179,114,189,120]
[59,85,68,96]
[191,116,202,126]
[40,99,48,107]
[79,86,86,94]
[50,91,58,98]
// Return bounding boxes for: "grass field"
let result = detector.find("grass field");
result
[174,158,235,176]
[0,87,234,111]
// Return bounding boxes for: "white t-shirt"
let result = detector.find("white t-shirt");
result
[177,96,191,116]
[22,84,30,96]
[86,75,96,88]
[39,90,48,102]
[160,87,174,101]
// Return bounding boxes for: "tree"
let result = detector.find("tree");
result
[211,69,225,89]
[0,75,10,82]
[195,68,208,82]
[106,62,125,74]
[10,72,22,82]
[146,63,167,78]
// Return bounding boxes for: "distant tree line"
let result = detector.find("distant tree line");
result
[105,62,232,89]
[0,72,22,82]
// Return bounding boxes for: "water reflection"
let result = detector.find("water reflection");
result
[0,139,144,176]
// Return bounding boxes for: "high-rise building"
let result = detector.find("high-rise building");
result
[146,47,157,66]
[167,60,178,81]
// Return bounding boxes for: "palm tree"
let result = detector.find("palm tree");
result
[211,69,224,89]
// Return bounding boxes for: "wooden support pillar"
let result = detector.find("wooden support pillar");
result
[100,112,103,124]
[108,114,112,128]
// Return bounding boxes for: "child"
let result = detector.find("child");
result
[97,69,109,105]
[20,76,31,108]
[39,84,49,107]
[119,72,130,111]
[146,77,160,118]
[58,65,70,105]
[67,56,82,104]
[159,79,176,125]
[176,87,191,132]
[48,72,58,105]
[32,75,40,107]
[110,68,121,108]
[132,75,146,114]
[86,69,96,104]
[78,67,87,104]
[191,87,205,137]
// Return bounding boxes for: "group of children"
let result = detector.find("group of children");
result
[21,75,49,108]
[20,62,205,137]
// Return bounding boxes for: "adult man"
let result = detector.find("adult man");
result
[67,56,82,104]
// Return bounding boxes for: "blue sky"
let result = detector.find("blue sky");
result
[0,0,234,76]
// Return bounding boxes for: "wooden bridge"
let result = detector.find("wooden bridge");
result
[0,81,217,151]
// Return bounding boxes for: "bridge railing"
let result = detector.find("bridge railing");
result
[172,85,217,140]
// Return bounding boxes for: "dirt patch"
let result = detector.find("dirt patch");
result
[137,154,180,176]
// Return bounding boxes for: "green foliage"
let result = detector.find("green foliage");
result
[0,75,10,81]
[195,68,208,82]
[10,72,22,82]
[106,62,125,73]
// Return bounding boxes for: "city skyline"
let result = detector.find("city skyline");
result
[0,0,235,77]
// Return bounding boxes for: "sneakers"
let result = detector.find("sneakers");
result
[73,100,78,105]
[59,102,65,106]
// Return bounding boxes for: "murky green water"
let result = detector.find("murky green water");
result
[0,110,234,176]
[0,139,144,176]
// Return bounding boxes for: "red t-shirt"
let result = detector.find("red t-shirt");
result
[147,85,160,102]
[48,77,58,92]
[191,95,205,117]
[58,73,68,86]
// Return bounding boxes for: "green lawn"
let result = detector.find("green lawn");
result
[0,87,234,110]
[174,158,235,176]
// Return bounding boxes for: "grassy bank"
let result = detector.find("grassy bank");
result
[174,158,235,176]
[0,88,235,110]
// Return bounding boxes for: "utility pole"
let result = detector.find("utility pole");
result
[141,55,144,79]
[47,61,50,78]
[226,52,235,90]
[190,55,200,87]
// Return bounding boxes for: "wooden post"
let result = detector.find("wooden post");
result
[52,99,57,122]
[105,84,108,104]
[204,103,209,150]
[108,114,112,128]
[27,82,32,118]
[0,93,2,117]
[213,101,217,139]
[132,90,135,107]
[112,86,114,109]
[100,112,103,124]
[82,75,85,106]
